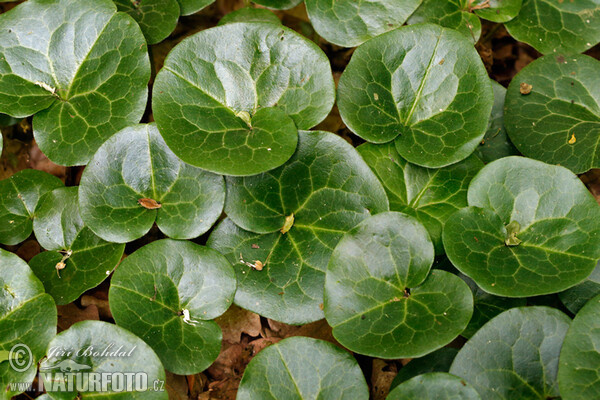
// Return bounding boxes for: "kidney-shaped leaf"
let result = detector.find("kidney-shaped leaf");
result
[505,54,600,174]
[177,0,214,16]
[558,294,600,400]
[0,0,150,166]
[0,249,56,400]
[0,169,63,245]
[218,7,280,25]
[208,131,389,324]
[443,156,600,297]
[407,0,482,42]
[358,142,483,254]
[338,24,493,168]
[450,307,571,400]
[114,0,180,45]
[505,0,600,55]
[41,320,167,400]
[79,123,225,243]
[109,239,236,375]
[237,337,369,400]
[153,23,334,176]
[305,0,422,48]
[251,0,302,10]
[29,187,124,305]
[325,212,472,358]
[387,372,481,400]
[559,261,600,314]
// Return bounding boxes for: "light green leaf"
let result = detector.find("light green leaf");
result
[218,7,280,25]
[407,0,482,42]
[176,0,214,15]
[338,24,493,168]
[29,187,124,305]
[559,261,600,314]
[114,0,180,45]
[0,0,150,166]
[443,156,600,297]
[208,131,389,324]
[505,54,600,174]
[450,307,571,400]
[390,348,459,390]
[504,0,600,55]
[304,0,422,48]
[152,23,334,176]
[252,0,303,10]
[471,0,522,23]
[358,142,483,254]
[387,372,481,400]
[0,169,63,245]
[79,123,225,243]
[237,337,369,400]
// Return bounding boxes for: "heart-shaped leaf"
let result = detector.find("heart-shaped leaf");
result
[358,142,483,254]
[114,0,180,44]
[450,307,571,400]
[390,348,459,390]
[505,54,600,174]
[304,0,422,48]
[338,24,493,168]
[470,0,522,23]
[237,337,369,400]
[0,169,63,245]
[218,7,280,25]
[208,131,389,324]
[325,212,473,358]
[176,0,214,16]
[152,23,334,176]
[79,123,225,243]
[407,0,482,42]
[29,187,124,305]
[41,320,167,400]
[0,0,150,166]
[443,156,600,297]
[387,372,481,400]
[251,0,302,10]
[0,249,57,400]
[505,0,600,55]
[559,261,600,314]
[109,239,236,375]
[558,294,600,399]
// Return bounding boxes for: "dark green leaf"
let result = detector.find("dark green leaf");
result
[0,0,150,166]
[358,142,483,254]
[443,156,600,297]
[304,0,422,47]
[176,0,214,15]
[504,0,600,55]
[251,0,303,10]
[218,7,280,25]
[30,187,124,305]
[390,348,459,390]
[407,0,482,42]
[558,294,600,399]
[237,337,369,400]
[471,0,522,23]
[152,23,334,176]
[338,24,493,168]
[208,131,389,324]
[387,372,481,400]
[559,261,600,314]
[0,169,63,245]
[79,124,225,243]
[114,0,180,45]
[505,54,600,174]
[450,307,571,400]
[109,239,236,375]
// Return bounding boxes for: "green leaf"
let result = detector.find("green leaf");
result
[0,0,150,166]
[79,123,225,243]
[325,212,472,358]
[387,372,481,400]
[237,337,369,400]
[29,187,124,305]
[558,294,600,399]
[358,142,483,254]
[338,24,493,168]
[504,0,600,55]
[218,7,280,25]
[407,0,482,42]
[304,0,422,48]
[208,131,389,324]
[0,249,57,400]
[0,169,63,245]
[114,0,180,45]
[443,156,600,297]
[475,80,519,163]
[471,0,522,23]
[176,0,214,16]
[450,307,571,400]
[251,0,303,10]
[109,239,236,375]
[152,22,334,176]
[559,261,600,314]
[390,347,459,390]
[41,320,167,400]
[505,54,600,174]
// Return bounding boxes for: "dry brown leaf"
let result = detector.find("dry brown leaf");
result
[80,294,112,319]
[57,303,99,332]
[371,359,398,400]
[138,198,162,209]
[215,305,261,343]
